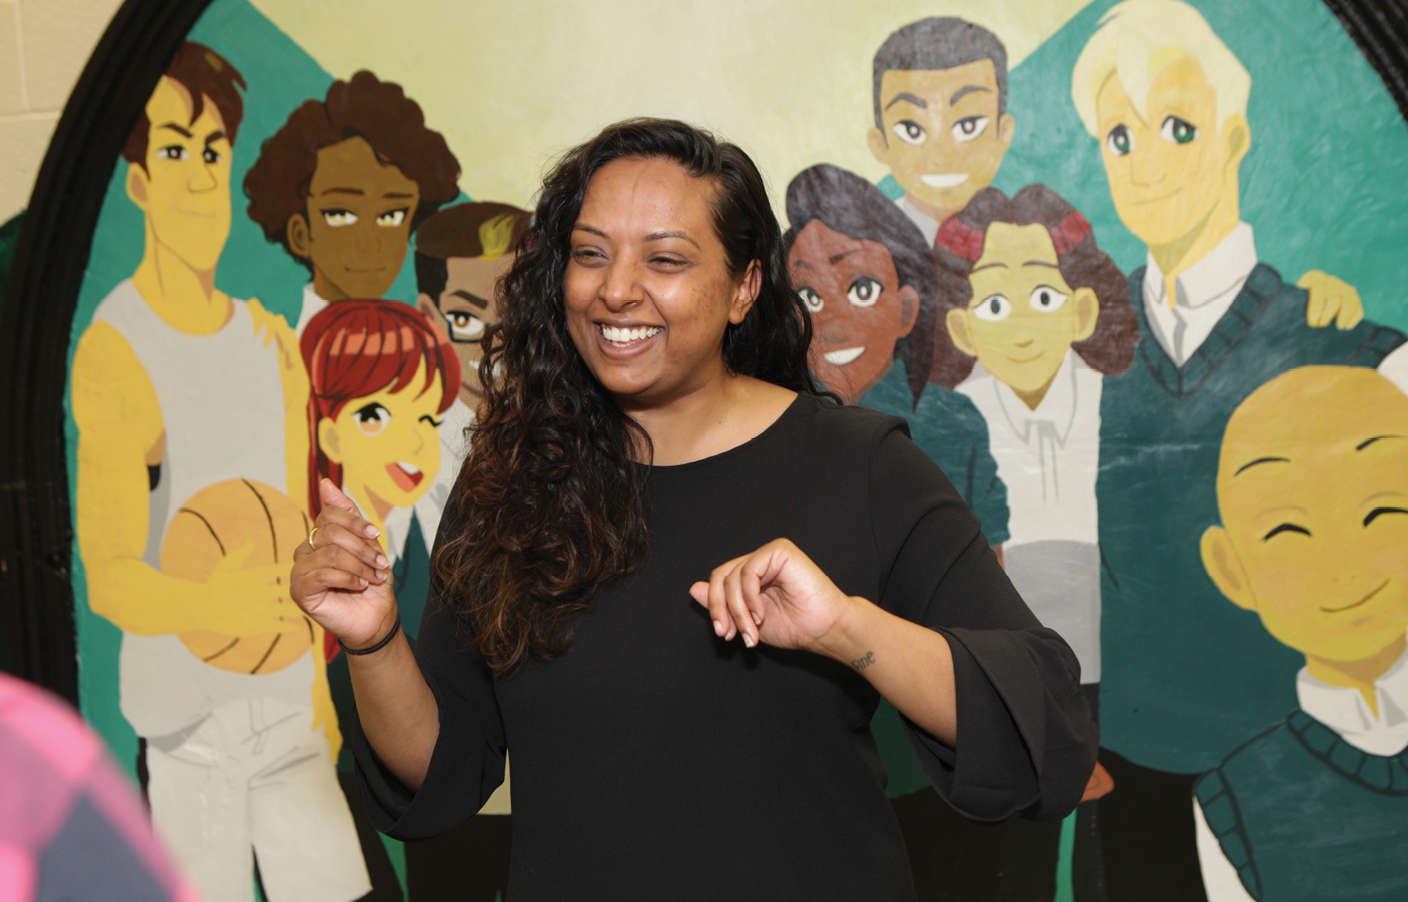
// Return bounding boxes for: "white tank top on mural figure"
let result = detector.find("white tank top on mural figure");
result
[91,279,312,739]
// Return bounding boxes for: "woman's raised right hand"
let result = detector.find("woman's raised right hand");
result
[291,479,398,650]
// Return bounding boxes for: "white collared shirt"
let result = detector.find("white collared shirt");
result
[1142,222,1258,367]
[957,351,1102,546]
[894,195,942,248]
[1139,223,1408,393]
[294,282,330,336]
[1195,641,1408,902]
[1296,644,1408,757]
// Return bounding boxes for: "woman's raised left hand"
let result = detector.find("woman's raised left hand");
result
[689,538,858,653]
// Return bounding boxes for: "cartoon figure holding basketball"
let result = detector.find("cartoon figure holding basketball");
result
[71,43,371,902]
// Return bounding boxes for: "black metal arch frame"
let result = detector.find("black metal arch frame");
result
[3,0,1407,701]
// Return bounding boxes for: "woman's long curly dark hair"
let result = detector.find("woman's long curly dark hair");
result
[436,118,823,673]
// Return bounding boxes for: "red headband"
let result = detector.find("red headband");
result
[934,210,1093,261]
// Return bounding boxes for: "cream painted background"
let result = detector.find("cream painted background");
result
[0,0,124,222]
[0,0,1093,223]
[251,0,1094,211]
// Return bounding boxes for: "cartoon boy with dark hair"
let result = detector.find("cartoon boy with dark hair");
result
[73,42,369,902]
[415,201,531,406]
[244,70,461,331]
[1195,366,1408,902]
[868,17,1015,248]
[407,201,531,544]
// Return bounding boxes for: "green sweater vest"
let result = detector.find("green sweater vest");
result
[1195,711,1408,901]
[1096,264,1404,773]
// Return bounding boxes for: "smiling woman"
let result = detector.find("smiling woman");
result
[288,118,1097,901]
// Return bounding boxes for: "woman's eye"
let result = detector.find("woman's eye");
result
[972,294,1013,322]
[156,145,188,161]
[847,277,883,307]
[893,120,927,146]
[571,248,605,265]
[952,116,989,143]
[1160,116,1198,145]
[353,401,391,436]
[798,287,823,313]
[376,208,408,227]
[322,209,358,227]
[1030,285,1069,312]
[1106,125,1133,156]
[201,148,221,164]
[447,311,486,341]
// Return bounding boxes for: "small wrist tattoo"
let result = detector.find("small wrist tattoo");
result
[850,650,876,671]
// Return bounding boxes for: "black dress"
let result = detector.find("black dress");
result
[353,394,1098,901]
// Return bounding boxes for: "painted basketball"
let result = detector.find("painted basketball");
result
[161,478,313,674]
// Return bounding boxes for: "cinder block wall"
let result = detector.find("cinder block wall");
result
[0,0,124,222]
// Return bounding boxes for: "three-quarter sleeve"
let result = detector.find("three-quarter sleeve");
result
[351,494,508,840]
[869,420,1097,822]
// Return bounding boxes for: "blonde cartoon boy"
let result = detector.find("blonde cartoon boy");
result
[71,43,369,902]
[1071,3,1408,894]
[1195,366,1408,902]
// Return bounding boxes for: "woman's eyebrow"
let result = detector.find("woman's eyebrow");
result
[644,230,699,248]
[1022,260,1059,269]
[971,261,1007,273]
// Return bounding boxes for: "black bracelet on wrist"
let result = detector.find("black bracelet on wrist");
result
[343,613,401,656]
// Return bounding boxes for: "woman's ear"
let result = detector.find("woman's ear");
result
[1072,287,1099,342]
[897,285,921,339]
[287,212,312,261]
[1200,526,1256,612]
[946,307,977,357]
[729,259,762,324]
[317,417,343,464]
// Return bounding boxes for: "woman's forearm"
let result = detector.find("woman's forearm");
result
[347,628,441,791]
[815,598,958,747]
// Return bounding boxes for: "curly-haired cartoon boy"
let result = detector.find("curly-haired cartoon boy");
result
[244,70,461,331]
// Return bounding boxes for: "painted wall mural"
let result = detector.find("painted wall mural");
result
[2,0,1406,899]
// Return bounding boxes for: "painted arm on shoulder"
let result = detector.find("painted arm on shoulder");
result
[1298,270,1364,329]
[247,298,310,515]
[71,322,305,638]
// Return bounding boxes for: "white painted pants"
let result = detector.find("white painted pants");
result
[146,697,371,902]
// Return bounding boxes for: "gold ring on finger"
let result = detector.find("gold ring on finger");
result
[308,526,321,551]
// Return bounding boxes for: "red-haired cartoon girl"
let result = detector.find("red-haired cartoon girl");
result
[301,300,459,549]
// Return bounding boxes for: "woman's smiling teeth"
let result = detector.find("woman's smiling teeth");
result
[600,324,663,346]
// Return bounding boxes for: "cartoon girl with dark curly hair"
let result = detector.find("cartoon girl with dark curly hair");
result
[937,183,1139,703]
